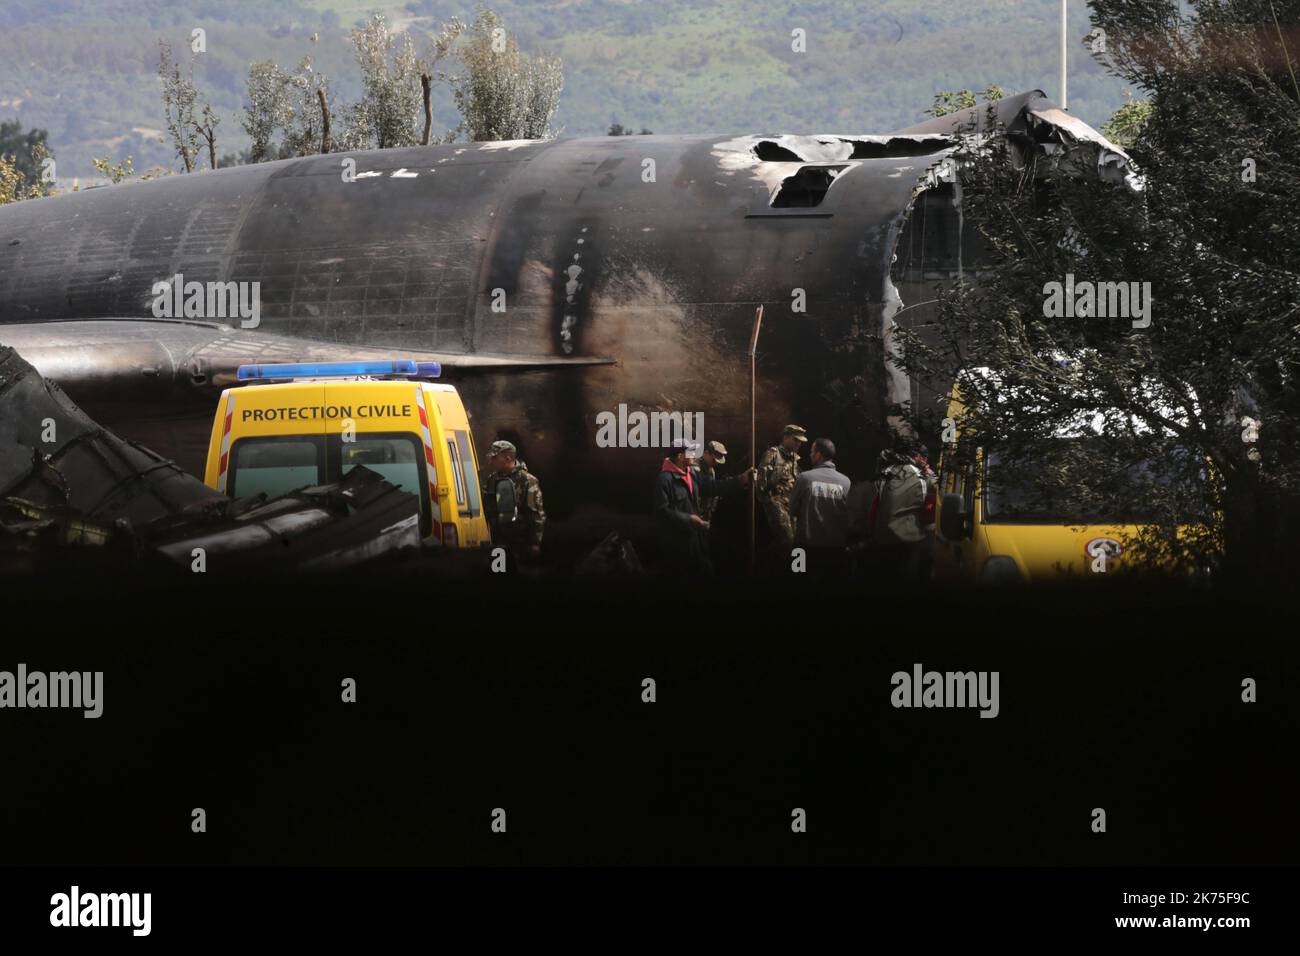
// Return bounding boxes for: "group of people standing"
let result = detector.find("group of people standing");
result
[653,424,938,583]
[477,429,938,585]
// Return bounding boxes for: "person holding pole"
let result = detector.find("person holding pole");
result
[757,425,807,552]
[653,439,751,580]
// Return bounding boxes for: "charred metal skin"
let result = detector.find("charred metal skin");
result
[0,91,1132,559]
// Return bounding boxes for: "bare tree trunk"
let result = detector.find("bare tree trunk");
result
[421,73,433,146]
[317,88,332,154]
[208,135,217,170]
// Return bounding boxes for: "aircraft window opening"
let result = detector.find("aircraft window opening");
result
[770,165,848,208]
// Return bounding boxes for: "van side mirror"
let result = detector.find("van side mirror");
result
[940,493,969,541]
[491,477,518,527]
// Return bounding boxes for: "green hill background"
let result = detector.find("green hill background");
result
[0,0,1132,179]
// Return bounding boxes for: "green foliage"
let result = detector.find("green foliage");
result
[451,8,563,142]
[239,14,463,158]
[343,13,424,150]
[1100,93,1152,148]
[0,155,44,204]
[91,154,134,182]
[157,40,200,172]
[279,57,331,157]
[0,135,53,201]
[895,0,1300,579]
[0,120,51,181]
[241,61,293,162]
[926,85,1005,117]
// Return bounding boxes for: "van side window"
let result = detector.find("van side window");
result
[446,437,467,508]
[453,430,481,517]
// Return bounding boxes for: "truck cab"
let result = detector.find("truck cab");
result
[933,371,1216,583]
[933,439,1154,583]
[202,360,489,549]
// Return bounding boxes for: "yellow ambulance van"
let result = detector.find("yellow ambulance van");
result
[202,360,489,549]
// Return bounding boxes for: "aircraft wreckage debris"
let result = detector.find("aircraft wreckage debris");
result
[0,345,422,575]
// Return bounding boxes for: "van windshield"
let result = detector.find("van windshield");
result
[983,441,1202,524]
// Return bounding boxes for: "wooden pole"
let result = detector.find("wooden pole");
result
[748,304,763,573]
[1060,0,1068,111]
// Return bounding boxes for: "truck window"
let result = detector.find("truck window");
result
[983,442,1203,524]
[228,437,324,499]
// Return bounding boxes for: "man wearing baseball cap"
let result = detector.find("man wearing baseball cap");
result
[694,439,731,524]
[653,437,751,578]
[481,439,546,562]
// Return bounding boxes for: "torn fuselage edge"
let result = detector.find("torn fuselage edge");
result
[878,104,1143,436]
[880,146,965,437]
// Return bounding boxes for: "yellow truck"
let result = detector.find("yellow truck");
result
[202,360,489,549]
[933,376,1215,583]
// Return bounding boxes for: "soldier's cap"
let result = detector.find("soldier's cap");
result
[704,439,727,463]
[486,440,517,459]
[783,425,808,442]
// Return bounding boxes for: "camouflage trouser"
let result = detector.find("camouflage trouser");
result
[762,499,796,550]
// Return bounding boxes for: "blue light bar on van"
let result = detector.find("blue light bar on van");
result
[236,360,440,381]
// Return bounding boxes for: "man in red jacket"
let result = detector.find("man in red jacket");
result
[652,440,751,578]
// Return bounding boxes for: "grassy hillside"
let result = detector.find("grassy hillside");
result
[0,0,1131,179]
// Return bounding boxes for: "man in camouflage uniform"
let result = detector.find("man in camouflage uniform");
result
[757,425,806,550]
[481,440,545,561]
[693,439,730,523]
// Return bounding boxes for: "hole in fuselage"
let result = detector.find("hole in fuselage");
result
[839,136,956,159]
[754,140,804,162]
[770,165,848,208]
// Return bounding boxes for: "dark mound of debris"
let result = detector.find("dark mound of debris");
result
[0,345,419,575]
